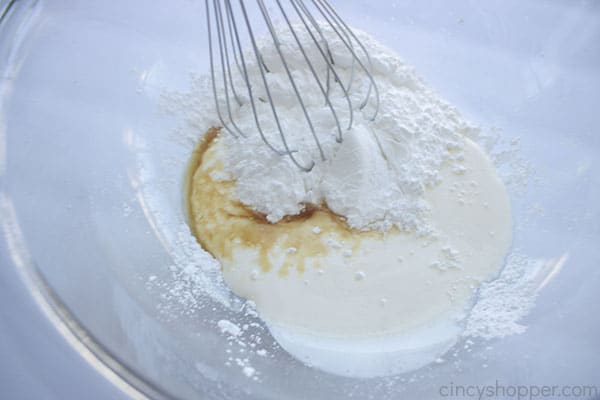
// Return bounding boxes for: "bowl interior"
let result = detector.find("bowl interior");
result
[1,1,599,399]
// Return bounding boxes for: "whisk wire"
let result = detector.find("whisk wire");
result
[313,0,380,119]
[289,0,354,136]
[296,0,356,94]
[293,0,333,96]
[223,0,287,155]
[206,0,237,138]
[206,0,380,170]
[259,0,326,161]
[277,0,344,145]
[310,0,380,120]
[239,0,315,171]
[213,0,245,136]
[224,2,245,80]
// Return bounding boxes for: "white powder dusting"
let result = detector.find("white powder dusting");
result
[210,304,267,380]
[242,366,256,378]
[463,253,542,339]
[354,271,366,281]
[218,320,242,337]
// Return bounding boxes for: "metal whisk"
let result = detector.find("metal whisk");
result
[205,0,380,171]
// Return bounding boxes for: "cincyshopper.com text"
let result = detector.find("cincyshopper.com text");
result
[439,380,599,399]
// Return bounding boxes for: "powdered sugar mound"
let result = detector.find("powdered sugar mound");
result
[210,24,474,233]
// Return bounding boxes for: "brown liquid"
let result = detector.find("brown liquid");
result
[185,128,377,275]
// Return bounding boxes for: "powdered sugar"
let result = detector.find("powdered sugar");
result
[464,252,546,339]
[204,24,474,233]
[218,319,243,337]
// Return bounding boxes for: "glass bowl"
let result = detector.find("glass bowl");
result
[1,0,598,399]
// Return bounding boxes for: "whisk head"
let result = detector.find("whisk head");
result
[205,0,380,171]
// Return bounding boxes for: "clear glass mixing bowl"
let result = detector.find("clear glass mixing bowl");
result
[1,0,599,399]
